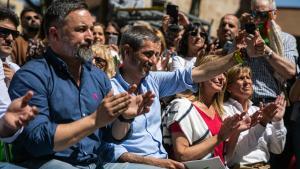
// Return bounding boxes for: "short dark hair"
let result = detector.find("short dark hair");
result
[0,6,19,27]
[43,0,88,36]
[120,26,160,56]
[20,7,40,20]
[106,21,120,34]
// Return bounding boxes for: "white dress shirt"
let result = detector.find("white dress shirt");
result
[0,57,19,115]
[223,98,287,166]
[170,55,196,71]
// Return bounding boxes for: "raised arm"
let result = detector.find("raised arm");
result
[191,52,238,83]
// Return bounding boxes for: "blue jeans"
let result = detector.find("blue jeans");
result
[103,162,164,169]
[18,159,164,169]
[0,162,25,169]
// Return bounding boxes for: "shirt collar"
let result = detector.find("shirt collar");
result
[227,97,253,112]
[115,71,131,91]
[44,47,93,76]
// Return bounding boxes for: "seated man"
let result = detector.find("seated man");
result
[9,1,155,169]
[0,6,20,117]
[109,25,259,168]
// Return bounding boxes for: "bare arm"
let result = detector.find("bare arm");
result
[119,152,185,169]
[172,132,221,161]
[54,91,131,151]
[171,115,242,162]
[192,52,237,83]
[246,31,296,80]
[264,46,296,80]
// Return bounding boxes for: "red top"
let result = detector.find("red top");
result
[170,104,224,162]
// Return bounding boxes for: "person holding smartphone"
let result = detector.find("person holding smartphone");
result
[239,1,298,168]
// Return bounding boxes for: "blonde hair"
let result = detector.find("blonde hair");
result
[224,65,252,101]
[177,55,225,116]
[153,28,166,52]
[92,44,116,78]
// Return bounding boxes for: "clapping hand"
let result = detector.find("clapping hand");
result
[121,84,155,120]
[1,91,38,137]
[272,95,286,122]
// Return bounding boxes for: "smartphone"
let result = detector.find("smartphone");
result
[223,40,233,53]
[108,35,118,45]
[166,4,178,25]
[245,23,256,35]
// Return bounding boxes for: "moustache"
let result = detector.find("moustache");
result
[144,62,153,70]
[75,42,93,62]
[2,41,13,48]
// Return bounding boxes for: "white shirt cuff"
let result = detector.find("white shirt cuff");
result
[0,114,24,143]
[271,119,285,129]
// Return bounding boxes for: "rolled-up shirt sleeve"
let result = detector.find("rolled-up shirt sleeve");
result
[8,68,57,156]
[152,67,197,98]
[113,144,128,161]
[266,119,287,154]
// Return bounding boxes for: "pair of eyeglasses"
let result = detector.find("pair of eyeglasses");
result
[94,57,107,68]
[190,31,207,38]
[251,10,273,20]
[0,27,20,39]
[105,32,119,36]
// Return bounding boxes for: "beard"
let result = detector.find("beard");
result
[26,24,40,33]
[74,44,93,63]
[137,60,153,77]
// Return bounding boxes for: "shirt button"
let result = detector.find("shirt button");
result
[82,113,86,117]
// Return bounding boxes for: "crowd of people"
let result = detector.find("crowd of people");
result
[0,0,299,169]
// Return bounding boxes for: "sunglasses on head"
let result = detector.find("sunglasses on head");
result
[94,57,107,64]
[0,27,20,39]
[251,10,273,19]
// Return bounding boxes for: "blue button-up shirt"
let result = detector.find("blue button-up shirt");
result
[110,68,197,160]
[8,48,113,165]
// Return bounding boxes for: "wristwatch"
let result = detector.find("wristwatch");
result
[118,115,134,123]
[265,49,273,60]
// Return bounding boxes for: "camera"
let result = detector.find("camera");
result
[166,4,179,25]
[244,23,256,35]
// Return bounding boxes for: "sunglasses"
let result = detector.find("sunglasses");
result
[24,15,40,21]
[190,31,207,38]
[105,32,119,36]
[94,57,107,68]
[251,10,273,19]
[0,27,20,39]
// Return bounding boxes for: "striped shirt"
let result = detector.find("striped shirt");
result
[246,32,299,102]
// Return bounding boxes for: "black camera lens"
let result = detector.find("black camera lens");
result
[245,23,256,35]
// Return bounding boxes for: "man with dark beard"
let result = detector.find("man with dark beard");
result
[11,8,44,66]
[8,1,155,169]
